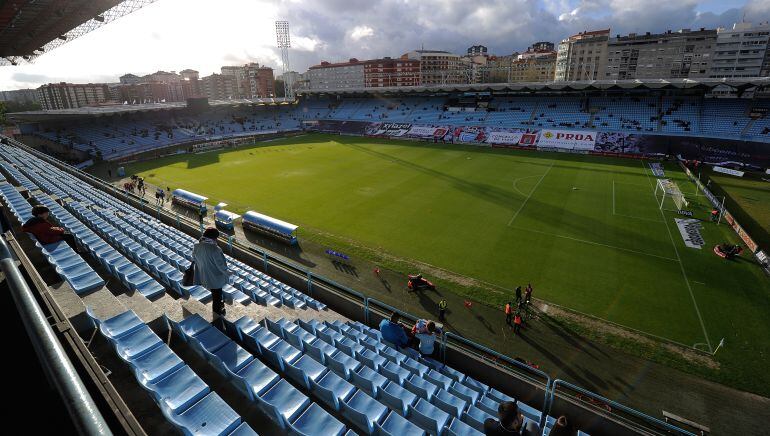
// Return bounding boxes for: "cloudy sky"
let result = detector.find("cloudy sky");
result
[1,0,769,91]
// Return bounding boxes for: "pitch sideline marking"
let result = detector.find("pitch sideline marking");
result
[507,161,554,226]
[640,160,713,352]
[509,225,679,262]
[612,212,664,223]
[612,180,616,215]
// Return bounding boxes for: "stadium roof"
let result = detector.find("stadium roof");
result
[7,97,296,122]
[0,0,157,66]
[298,77,770,95]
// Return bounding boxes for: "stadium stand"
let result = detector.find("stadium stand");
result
[20,94,768,163]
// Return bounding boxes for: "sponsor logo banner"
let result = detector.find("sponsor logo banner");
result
[675,218,705,249]
[538,129,596,150]
[713,166,745,177]
[487,130,524,145]
[406,125,449,139]
[365,122,412,137]
[677,210,694,217]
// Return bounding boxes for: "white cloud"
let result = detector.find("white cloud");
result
[350,25,375,41]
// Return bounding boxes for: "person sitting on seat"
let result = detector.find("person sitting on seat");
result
[22,205,81,252]
[379,312,409,349]
[415,321,440,357]
[483,400,541,436]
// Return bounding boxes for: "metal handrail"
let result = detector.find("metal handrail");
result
[549,379,697,436]
[0,234,112,435]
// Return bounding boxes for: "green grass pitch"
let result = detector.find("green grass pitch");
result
[129,133,770,361]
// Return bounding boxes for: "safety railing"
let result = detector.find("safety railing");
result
[3,134,696,436]
[549,380,698,436]
[0,233,112,435]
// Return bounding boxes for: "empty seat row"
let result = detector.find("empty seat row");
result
[0,182,33,222]
[87,309,256,435]
[167,313,350,435]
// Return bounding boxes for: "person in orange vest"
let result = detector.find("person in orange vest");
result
[710,208,719,222]
[514,311,523,335]
[505,301,513,326]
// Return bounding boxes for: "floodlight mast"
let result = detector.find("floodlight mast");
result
[275,20,294,100]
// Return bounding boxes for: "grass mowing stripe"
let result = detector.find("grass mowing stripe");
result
[510,225,680,262]
[640,160,713,352]
[507,160,554,226]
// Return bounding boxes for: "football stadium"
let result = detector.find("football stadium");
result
[1,1,770,436]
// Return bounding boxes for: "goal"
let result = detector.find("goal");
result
[654,178,689,210]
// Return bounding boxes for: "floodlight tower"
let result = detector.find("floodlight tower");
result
[275,20,294,100]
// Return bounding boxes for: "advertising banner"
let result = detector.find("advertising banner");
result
[538,130,597,150]
[487,130,524,145]
[675,218,705,249]
[365,122,412,137]
[713,166,745,177]
[405,125,450,139]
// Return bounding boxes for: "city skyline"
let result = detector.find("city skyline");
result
[1,0,768,91]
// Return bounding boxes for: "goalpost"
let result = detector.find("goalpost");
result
[654,178,689,210]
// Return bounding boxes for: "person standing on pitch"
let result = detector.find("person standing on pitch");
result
[438,299,447,322]
[505,301,513,327]
[192,227,229,328]
[525,284,533,304]
[515,286,523,303]
[513,311,523,335]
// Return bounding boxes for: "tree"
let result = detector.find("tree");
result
[0,100,6,125]
[274,79,285,98]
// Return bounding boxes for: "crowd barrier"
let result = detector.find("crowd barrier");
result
[4,134,698,436]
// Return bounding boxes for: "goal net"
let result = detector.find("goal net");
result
[654,178,689,210]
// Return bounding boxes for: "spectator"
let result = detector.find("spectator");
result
[415,321,440,357]
[484,401,541,436]
[22,205,81,253]
[548,416,575,436]
[379,313,409,349]
[192,227,228,328]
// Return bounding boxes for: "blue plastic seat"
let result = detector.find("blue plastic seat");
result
[341,389,388,435]
[162,392,241,436]
[146,365,210,413]
[113,324,163,361]
[176,313,212,338]
[378,381,417,417]
[487,388,515,404]
[405,374,438,401]
[432,388,468,418]
[376,411,426,436]
[478,395,505,417]
[289,402,347,436]
[191,325,231,354]
[135,279,166,299]
[231,315,260,341]
[259,379,311,429]
[450,382,480,405]
[243,326,280,355]
[87,308,143,339]
[131,345,185,386]
[285,354,328,390]
[461,377,489,395]
[408,398,451,436]
[447,417,483,436]
[263,339,302,372]
[337,337,365,357]
[425,369,453,391]
[210,341,254,375]
[285,327,315,351]
[228,422,259,436]
[440,365,466,383]
[305,338,337,365]
[379,346,406,365]
[310,370,356,411]
[381,360,411,385]
[360,336,386,353]
[327,350,361,379]
[462,405,494,433]
[358,349,387,371]
[349,365,388,396]
[401,357,429,377]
